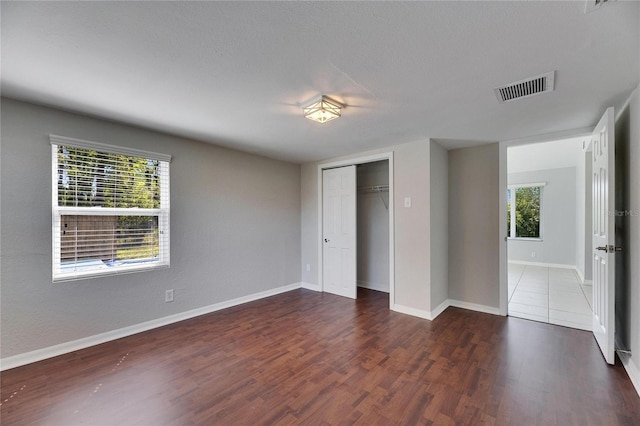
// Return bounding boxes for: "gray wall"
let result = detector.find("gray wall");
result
[0,98,301,359]
[429,141,448,310]
[356,161,389,292]
[448,144,500,308]
[507,167,577,266]
[301,140,432,313]
[614,86,640,379]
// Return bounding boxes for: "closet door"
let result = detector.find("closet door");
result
[322,166,356,299]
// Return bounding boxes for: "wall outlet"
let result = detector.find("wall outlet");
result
[404,197,412,208]
[165,289,174,302]
[306,264,311,272]
[531,251,536,258]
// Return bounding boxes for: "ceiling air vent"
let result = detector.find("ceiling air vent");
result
[494,71,555,104]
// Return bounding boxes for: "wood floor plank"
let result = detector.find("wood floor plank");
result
[1,288,639,425]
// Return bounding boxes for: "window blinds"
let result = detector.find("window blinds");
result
[51,135,170,281]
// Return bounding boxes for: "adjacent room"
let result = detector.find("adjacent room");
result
[1,1,639,424]
[507,138,594,330]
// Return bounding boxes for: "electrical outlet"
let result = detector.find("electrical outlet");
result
[531,251,536,258]
[404,197,412,208]
[306,264,311,272]
[165,289,174,303]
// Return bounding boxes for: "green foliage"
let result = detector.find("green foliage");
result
[507,186,541,238]
[57,146,160,208]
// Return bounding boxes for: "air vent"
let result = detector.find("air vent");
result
[494,71,555,104]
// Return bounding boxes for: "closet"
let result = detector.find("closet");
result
[356,161,390,293]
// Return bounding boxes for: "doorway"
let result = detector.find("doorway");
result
[357,161,390,294]
[317,152,394,308]
[506,138,593,330]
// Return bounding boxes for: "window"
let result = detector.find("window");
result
[507,183,544,239]
[51,135,170,281]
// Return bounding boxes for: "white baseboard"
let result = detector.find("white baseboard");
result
[618,350,640,398]
[357,280,390,293]
[508,260,577,269]
[448,299,502,316]
[393,298,501,321]
[0,282,303,371]
[301,282,321,292]
[430,299,450,320]
[615,337,640,398]
[392,304,432,320]
[575,267,585,284]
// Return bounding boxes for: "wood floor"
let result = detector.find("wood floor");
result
[1,288,639,425]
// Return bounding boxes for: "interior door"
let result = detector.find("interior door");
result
[592,107,616,365]
[322,166,357,299]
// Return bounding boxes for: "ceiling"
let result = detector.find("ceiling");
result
[2,1,638,163]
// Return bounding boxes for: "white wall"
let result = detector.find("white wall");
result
[429,141,448,312]
[356,161,389,292]
[0,98,301,360]
[448,144,500,310]
[614,85,640,393]
[507,167,577,267]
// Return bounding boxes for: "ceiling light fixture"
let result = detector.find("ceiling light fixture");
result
[302,95,343,124]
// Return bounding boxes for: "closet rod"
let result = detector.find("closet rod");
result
[357,184,389,192]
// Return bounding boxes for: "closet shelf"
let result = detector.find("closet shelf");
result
[357,185,389,193]
[358,185,389,210]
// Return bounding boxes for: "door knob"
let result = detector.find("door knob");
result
[597,245,624,253]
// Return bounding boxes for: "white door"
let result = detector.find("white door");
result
[592,107,616,365]
[322,166,357,299]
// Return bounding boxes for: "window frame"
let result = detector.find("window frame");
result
[507,182,545,241]
[50,134,171,282]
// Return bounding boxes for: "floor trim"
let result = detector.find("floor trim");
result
[448,299,502,316]
[357,280,390,293]
[301,282,321,292]
[392,303,432,320]
[508,260,577,269]
[393,299,501,321]
[618,349,640,398]
[0,282,303,371]
[430,299,450,320]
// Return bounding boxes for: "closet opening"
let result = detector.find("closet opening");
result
[357,161,390,294]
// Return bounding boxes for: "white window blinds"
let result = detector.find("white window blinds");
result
[51,135,170,281]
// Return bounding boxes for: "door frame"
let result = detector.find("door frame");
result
[317,152,395,308]
[498,127,592,315]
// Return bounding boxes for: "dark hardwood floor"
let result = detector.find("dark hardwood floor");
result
[1,288,639,425]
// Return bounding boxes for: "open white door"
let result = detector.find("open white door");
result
[322,166,357,299]
[592,107,616,365]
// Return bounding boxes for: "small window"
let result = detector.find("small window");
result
[507,184,543,239]
[51,135,171,281]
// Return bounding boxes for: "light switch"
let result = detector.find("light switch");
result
[404,197,412,208]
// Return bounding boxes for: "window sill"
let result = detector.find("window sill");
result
[507,237,543,242]
[53,262,169,283]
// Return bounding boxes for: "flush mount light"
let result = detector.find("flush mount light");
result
[302,95,343,124]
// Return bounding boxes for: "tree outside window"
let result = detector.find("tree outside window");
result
[507,185,542,239]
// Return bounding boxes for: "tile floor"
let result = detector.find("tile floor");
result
[508,263,593,331]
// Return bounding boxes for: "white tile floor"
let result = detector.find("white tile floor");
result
[508,263,593,331]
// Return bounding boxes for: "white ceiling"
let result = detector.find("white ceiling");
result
[2,1,638,163]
